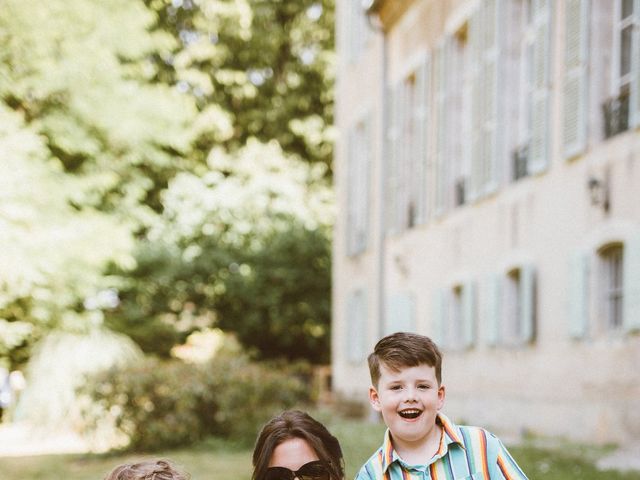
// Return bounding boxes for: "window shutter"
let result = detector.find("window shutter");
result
[529,0,552,173]
[462,282,477,348]
[433,42,447,215]
[415,58,430,224]
[346,128,356,255]
[569,252,589,339]
[346,289,367,363]
[360,118,371,251]
[468,7,482,201]
[486,275,502,345]
[519,264,536,343]
[386,292,415,334]
[563,0,590,159]
[386,84,402,233]
[482,0,500,194]
[430,288,445,344]
[623,234,640,332]
[469,0,500,197]
[631,0,640,128]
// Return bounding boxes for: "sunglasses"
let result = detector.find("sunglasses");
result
[263,460,331,480]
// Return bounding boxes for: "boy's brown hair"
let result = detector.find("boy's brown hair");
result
[368,332,443,386]
[104,459,190,480]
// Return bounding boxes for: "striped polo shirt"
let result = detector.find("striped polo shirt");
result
[354,413,528,480]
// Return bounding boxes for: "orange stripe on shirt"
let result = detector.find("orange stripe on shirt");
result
[430,462,439,480]
[497,455,512,480]
[479,431,490,480]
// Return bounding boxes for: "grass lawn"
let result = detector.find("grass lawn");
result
[1,416,639,480]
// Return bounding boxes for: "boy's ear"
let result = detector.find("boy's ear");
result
[437,384,446,411]
[369,385,382,412]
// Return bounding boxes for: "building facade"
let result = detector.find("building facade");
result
[333,0,640,444]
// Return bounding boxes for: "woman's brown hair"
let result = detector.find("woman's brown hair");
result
[252,410,344,480]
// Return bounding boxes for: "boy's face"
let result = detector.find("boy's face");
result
[369,362,445,449]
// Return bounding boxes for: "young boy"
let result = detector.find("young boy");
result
[355,332,528,480]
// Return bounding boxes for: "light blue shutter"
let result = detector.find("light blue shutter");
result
[386,84,403,233]
[569,252,589,339]
[433,42,447,215]
[346,289,367,363]
[563,0,590,159]
[486,275,502,345]
[519,264,536,343]
[631,0,640,128]
[415,58,430,224]
[462,282,477,348]
[430,288,445,344]
[488,0,502,192]
[529,0,552,173]
[385,292,415,334]
[623,234,640,332]
[468,5,482,201]
[481,0,500,194]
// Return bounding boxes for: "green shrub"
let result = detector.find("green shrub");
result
[80,353,311,451]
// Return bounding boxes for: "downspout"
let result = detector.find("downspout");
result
[363,0,388,343]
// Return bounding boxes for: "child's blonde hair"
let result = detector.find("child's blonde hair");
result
[104,459,190,480]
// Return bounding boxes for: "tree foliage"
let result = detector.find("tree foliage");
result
[0,0,196,368]
[107,142,333,363]
[144,0,336,170]
[0,0,335,369]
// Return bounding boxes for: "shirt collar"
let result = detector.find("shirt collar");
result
[379,413,465,473]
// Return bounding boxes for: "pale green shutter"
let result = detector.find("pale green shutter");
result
[631,0,640,128]
[529,0,552,173]
[346,289,367,363]
[569,252,589,339]
[481,0,500,194]
[486,275,502,345]
[519,264,536,343]
[563,0,590,159]
[468,6,482,201]
[433,42,447,215]
[386,84,400,234]
[623,234,640,332]
[386,292,415,335]
[415,58,430,224]
[346,128,356,255]
[487,0,502,192]
[462,282,477,347]
[431,288,445,344]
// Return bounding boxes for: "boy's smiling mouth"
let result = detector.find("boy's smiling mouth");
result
[398,408,423,419]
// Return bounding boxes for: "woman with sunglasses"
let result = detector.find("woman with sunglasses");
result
[252,410,345,480]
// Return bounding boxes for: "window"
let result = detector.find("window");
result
[579,0,640,144]
[433,282,476,350]
[504,0,551,179]
[599,244,624,330]
[386,58,429,232]
[569,236,640,339]
[604,0,635,137]
[487,265,535,347]
[448,26,472,207]
[346,118,371,256]
[505,0,534,180]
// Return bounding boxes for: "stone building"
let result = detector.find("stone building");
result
[332,0,640,444]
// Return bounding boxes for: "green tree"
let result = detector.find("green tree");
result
[144,0,336,170]
[107,141,333,363]
[0,0,198,368]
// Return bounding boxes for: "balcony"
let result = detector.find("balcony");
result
[602,90,630,139]
[512,144,529,181]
